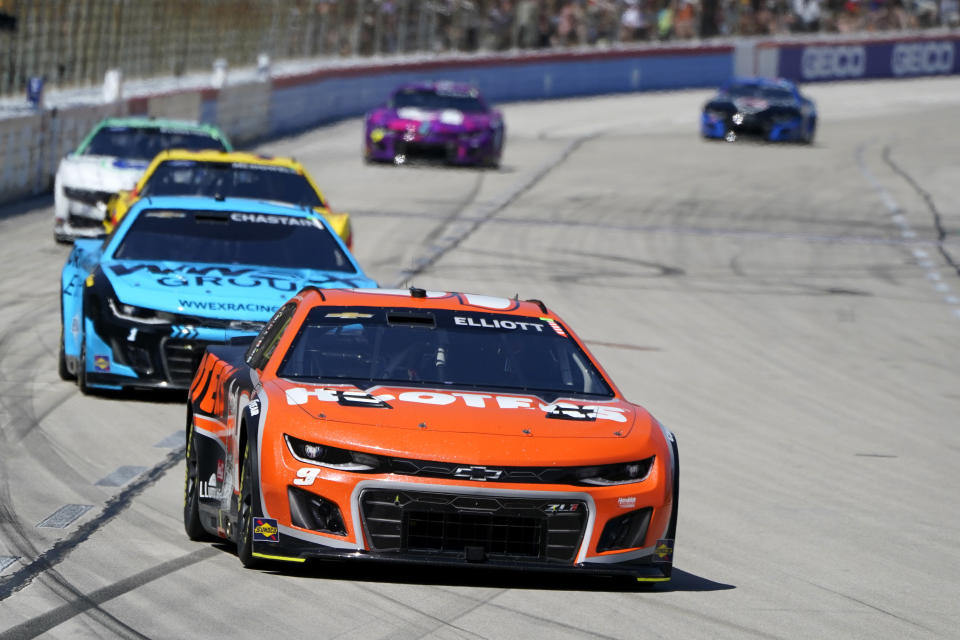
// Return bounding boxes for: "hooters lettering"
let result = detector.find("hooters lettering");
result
[284,387,628,422]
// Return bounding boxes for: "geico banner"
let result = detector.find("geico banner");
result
[776,38,960,81]
[891,41,954,76]
[802,45,866,80]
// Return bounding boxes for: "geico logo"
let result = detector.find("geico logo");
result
[891,42,954,76]
[801,45,866,79]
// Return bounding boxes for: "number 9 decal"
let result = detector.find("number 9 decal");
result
[293,468,321,486]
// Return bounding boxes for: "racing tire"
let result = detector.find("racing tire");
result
[183,422,207,541]
[236,440,262,569]
[658,435,680,579]
[803,119,817,145]
[76,332,91,395]
[58,325,75,381]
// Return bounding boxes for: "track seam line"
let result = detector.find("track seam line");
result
[855,143,960,320]
[881,145,960,278]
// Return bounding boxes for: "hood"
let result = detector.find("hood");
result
[267,380,656,466]
[58,155,149,192]
[379,107,494,132]
[711,96,797,113]
[103,261,375,321]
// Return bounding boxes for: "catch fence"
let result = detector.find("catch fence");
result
[1,0,955,99]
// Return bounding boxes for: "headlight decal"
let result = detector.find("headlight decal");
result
[284,434,380,472]
[107,298,174,325]
[576,457,655,486]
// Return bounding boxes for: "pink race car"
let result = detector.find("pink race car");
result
[364,82,504,167]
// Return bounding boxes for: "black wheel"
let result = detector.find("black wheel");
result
[184,422,207,541]
[236,440,261,568]
[58,325,75,381]
[804,119,816,145]
[76,331,91,395]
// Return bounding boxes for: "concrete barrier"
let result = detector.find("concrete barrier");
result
[0,113,41,200]
[267,46,734,137]
[127,89,204,122]
[206,80,272,145]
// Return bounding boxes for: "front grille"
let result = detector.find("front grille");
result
[406,511,542,557]
[162,339,214,386]
[400,142,450,161]
[64,187,114,207]
[382,456,653,486]
[360,489,587,563]
[67,213,105,229]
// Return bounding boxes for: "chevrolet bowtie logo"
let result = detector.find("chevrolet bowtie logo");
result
[453,466,503,481]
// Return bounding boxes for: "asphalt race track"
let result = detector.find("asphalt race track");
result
[1,77,958,639]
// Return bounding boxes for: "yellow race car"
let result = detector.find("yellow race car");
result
[104,150,352,247]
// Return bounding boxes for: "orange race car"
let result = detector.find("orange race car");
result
[185,288,678,582]
[104,150,353,247]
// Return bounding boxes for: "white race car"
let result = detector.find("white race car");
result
[53,117,231,242]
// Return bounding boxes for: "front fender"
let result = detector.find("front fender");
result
[60,253,89,359]
[320,210,352,248]
[104,191,134,233]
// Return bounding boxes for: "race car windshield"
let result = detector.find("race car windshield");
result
[392,89,486,113]
[83,127,227,160]
[140,161,326,208]
[112,209,354,272]
[277,307,614,399]
[724,85,795,101]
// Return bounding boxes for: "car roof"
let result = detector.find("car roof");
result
[147,149,304,169]
[94,116,225,134]
[294,288,553,318]
[393,81,481,96]
[726,76,797,90]
[127,195,322,219]
[78,117,233,153]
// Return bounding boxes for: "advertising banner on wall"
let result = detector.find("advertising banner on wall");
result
[776,36,960,82]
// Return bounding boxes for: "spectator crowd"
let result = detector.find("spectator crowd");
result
[359,0,960,55]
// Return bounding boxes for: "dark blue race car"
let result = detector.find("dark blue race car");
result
[58,196,377,393]
[701,78,817,144]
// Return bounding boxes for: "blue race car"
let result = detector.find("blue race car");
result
[701,78,817,143]
[59,196,377,393]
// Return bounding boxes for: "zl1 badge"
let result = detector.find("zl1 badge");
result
[253,517,279,543]
[653,539,674,564]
